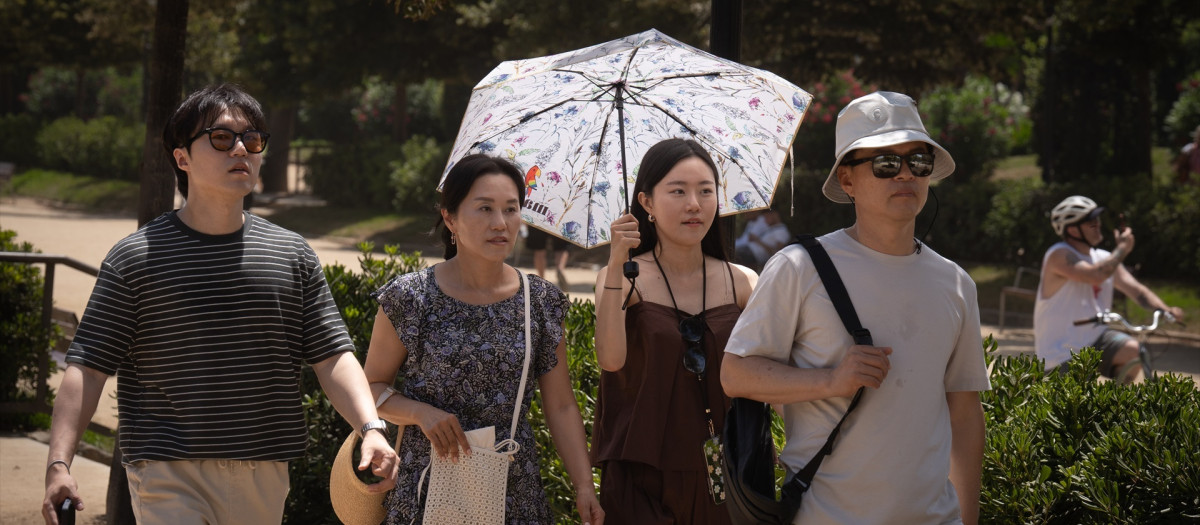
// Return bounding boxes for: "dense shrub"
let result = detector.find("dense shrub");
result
[35,116,142,180]
[0,113,43,168]
[0,230,57,402]
[980,176,1060,267]
[531,299,602,522]
[23,66,142,121]
[982,342,1200,523]
[390,134,448,213]
[792,70,875,170]
[306,138,403,210]
[922,77,1030,182]
[285,244,423,525]
[1165,71,1200,146]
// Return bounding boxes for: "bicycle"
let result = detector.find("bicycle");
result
[1073,309,1183,383]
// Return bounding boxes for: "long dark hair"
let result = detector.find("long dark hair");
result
[630,138,728,260]
[162,83,267,198]
[436,154,525,259]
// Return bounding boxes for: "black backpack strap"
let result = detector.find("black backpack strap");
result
[782,234,872,502]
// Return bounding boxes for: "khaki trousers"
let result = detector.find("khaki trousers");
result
[126,460,289,525]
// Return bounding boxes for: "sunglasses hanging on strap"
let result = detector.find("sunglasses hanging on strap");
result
[722,233,872,525]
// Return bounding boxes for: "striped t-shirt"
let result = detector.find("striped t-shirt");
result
[66,211,353,462]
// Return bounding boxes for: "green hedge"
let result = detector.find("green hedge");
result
[306,139,403,210]
[285,244,424,524]
[0,231,58,402]
[291,247,1200,523]
[981,341,1200,523]
[35,116,142,180]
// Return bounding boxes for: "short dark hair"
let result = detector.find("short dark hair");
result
[630,138,728,260]
[436,154,526,259]
[161,84,267,198]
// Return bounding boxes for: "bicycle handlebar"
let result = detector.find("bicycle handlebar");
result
[1072,309,1178,332]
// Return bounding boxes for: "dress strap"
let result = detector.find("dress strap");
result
[724,261,738,303]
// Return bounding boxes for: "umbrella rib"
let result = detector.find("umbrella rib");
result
[621,88,698,136]
[467,97,595,149]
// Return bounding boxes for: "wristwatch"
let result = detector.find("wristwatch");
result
[360,418,388,438]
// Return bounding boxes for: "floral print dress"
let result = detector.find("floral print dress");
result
[373,266,568,525]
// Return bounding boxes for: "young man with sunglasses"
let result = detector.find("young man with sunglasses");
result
[722,91,990,524]
[1034,196,1185,380]
[42,84,398,525]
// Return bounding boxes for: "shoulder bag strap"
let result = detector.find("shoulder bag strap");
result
[782,234,873,501]
[510,270,533,440]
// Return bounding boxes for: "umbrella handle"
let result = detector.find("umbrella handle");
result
[623,254,639,279]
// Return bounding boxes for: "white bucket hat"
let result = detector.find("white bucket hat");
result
[822,91,956,203]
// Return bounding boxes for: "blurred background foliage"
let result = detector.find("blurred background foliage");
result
[3,0,1198,278]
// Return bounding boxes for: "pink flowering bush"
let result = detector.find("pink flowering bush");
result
[920,76,1030,181]
[794,70,876,169]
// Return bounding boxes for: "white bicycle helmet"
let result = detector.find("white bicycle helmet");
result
[1050,195,1102,236]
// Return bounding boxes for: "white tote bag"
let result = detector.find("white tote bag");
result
[418,271,533,525]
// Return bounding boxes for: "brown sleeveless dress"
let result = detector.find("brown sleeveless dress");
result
[591,265,741,524]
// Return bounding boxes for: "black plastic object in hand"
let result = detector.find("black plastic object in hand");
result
[56,499,75,525]
[623,260,639,279]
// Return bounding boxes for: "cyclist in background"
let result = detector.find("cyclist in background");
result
[1033,195,1185,380]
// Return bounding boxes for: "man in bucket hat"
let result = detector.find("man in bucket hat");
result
[722,92,990,524]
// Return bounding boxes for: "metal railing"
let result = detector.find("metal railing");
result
[0,252,101,428]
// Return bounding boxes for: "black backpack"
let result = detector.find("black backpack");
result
[722,234,872,525]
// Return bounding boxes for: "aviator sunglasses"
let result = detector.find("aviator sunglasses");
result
[679,316,706,375]
[187,127,270,154]
[842,151,935,178]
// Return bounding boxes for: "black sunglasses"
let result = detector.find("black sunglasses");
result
[187,127,270,154]
[843,151,934,178]
[680,316,706,375]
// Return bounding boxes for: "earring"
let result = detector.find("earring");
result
[648,214,656,223]
[450,232,457,245]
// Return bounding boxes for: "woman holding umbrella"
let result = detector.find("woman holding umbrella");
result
[363,154,604,525]
[592,138,758,523]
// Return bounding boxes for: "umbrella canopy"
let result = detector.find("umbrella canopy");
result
[442,28,812,249]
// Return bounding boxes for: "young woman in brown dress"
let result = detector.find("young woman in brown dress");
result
[592,138,758,524]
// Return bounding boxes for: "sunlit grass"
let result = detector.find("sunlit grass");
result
[3,169,138,214]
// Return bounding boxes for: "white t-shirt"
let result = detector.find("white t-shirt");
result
[726,229,991,525]
[1033,242,1113,369]
[737,216,793,263]
[736,215,770,246]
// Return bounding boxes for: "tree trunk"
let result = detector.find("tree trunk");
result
[260,102,296,194]
[136,0,189,228]
[120,2,188,523]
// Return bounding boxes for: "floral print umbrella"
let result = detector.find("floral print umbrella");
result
[442,29,812,249]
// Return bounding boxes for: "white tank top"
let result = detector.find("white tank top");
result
[1033,242,1113,369]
